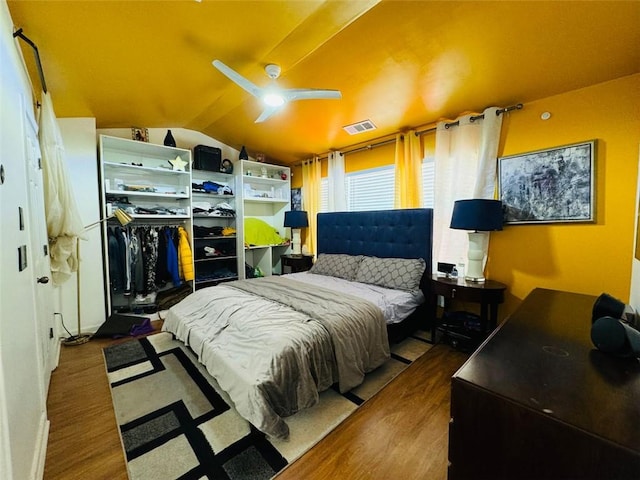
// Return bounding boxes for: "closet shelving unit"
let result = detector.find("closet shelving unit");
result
[238,159,291,277]
[98,134,193,314]
[191,169,240,289]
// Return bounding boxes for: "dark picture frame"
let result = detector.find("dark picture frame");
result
[498,140,596,224]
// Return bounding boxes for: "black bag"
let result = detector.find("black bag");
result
[93,314,150,338]
[193,145,222,172]
[156,284,193,310]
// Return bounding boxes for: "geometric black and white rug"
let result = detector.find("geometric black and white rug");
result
[104,331,432,480]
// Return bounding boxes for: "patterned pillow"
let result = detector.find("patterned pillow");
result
[354,256,426,291]
[309,254,363,281]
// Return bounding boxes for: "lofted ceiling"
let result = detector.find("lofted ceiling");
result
[7,0,640,166]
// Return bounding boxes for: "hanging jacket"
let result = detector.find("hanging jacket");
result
[165,228,180,287]
[177,226,194,281]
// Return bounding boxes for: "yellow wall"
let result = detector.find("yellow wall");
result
[295,74,640,320]
[492,74,640,318]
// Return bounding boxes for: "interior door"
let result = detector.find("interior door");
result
[25,115,56,389]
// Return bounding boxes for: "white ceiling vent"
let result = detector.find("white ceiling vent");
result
[343,119,377,135]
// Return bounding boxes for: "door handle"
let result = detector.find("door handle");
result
[37,276,49,284]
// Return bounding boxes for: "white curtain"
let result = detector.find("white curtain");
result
[39,91,84,285]
[327,151,346,212]
[433,106,503,270]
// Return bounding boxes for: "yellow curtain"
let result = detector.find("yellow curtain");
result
[394,130,423,208]
[301,156,321,256]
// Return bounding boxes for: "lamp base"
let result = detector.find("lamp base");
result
[62,334,91,346]
[291,229,302,256]
[465,275,486,283]
[465,231,488,284]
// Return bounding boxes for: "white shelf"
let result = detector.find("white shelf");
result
[106,189,189,199]
[192,192,235,198]
[99,134,194,314]
[245,243,290,250]
[243,197,289,204]
[239,160,291,277]
[192,166,241,289]
[104,161,190,176]
[242,175,288,185]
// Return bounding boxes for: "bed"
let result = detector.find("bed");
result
[162,208,433,439]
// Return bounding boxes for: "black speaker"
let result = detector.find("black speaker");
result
[591,316,640,358]
[591,293,640,358]
[193,145,222,171]
[592,293,625,324]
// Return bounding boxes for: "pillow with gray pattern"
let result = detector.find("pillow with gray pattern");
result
[354,256,426,291]
[309,254,363,281]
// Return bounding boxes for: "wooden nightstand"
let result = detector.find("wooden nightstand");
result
[429,274,506,350]
[281,254,314,274]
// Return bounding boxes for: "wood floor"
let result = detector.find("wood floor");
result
[44,325,468,479]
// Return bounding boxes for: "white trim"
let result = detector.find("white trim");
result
[31,414,50,480]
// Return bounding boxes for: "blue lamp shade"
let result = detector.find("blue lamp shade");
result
[450,199,503,232]
[284,210,309,229]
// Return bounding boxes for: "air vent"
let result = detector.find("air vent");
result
[343,119,377,135]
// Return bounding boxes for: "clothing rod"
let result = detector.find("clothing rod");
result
[13,28,48,94]
[108,219,188,227]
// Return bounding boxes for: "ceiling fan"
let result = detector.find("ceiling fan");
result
[212,60,342,123]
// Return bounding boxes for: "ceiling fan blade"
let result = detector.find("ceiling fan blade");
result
[255,105,283,123]
[283,88,342,102]
[212,60,262,98]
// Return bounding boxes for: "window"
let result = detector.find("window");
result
[320,160,431,212]
[346,165,395,211]
[422,155,435,208]
[320,178,328,213]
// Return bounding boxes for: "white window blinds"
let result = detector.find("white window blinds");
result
[346,166,395,211]
[422,155,435,208]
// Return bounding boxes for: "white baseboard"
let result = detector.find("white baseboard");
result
[31,413,49,480]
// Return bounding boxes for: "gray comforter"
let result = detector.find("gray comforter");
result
[162,276,389,439]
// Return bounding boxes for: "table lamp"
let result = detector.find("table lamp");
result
[450,199,503,283]
[284,210,308,256]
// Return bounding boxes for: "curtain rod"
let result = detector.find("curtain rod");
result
[13,27,48,94]
[415,103,523,136]
[297,103,524,165]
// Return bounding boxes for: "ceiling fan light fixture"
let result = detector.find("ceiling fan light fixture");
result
[262,92,286,107]
[212,60,341,123]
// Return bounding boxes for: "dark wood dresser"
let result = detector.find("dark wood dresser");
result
[449,288,640,480]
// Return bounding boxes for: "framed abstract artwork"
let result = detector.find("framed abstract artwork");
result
[498,140,596,224]
[291,188,302,211]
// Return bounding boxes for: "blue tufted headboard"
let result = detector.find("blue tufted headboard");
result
[316,208,433,279]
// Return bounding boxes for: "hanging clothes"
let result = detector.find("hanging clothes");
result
[178,226,194,282]
[165,227,181,287]
[109,224,177,295]
[107,227,125,292]
[130,227,143,294]
[39,92,84,285]
[142,227,159,294]
[155,227,169,288]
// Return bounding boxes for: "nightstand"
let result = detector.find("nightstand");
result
[429,274,506,350]
[281,254,314,274]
